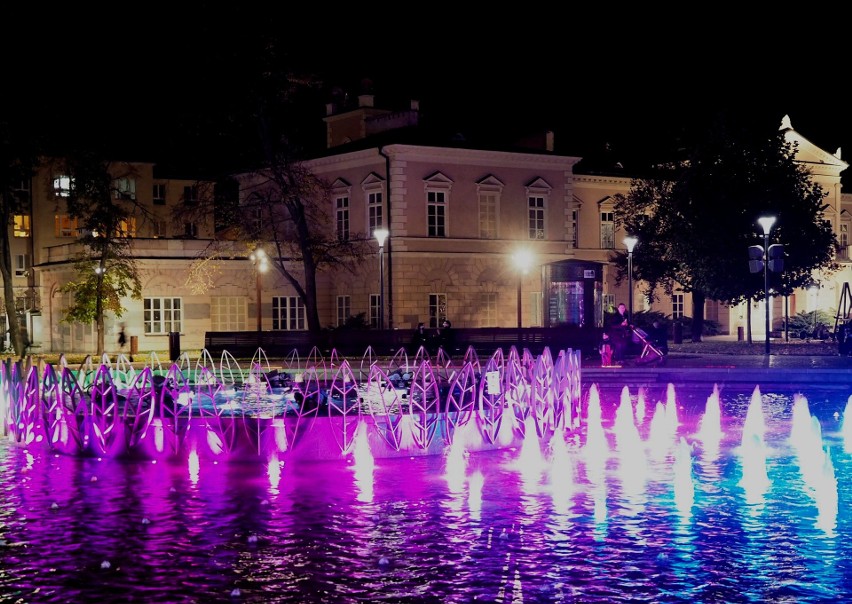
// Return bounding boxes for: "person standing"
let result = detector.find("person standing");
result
[438,319,454,357]
[411,322,429,353]
[606,303,630,362]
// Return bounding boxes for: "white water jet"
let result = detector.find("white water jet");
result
[673,436,695,516]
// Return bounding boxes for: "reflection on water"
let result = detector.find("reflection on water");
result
[1,385,851,603]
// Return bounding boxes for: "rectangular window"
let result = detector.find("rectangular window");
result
[153,219,167,238]
[53,175,72,197]
[272,296,305,331]
[672,294,684,319]
[480,292,497,327]
[210,296,247,331]
[13,214,30,237]
[600,212,615,249]
[479,192,498,238]
[14,254,28,277]
[114,176,136,200]
[117,217,137,238]
[528,196,545,239]
[428,293,447,328]
[183,185,198,205]
[153,183,166,205]
[427,191,446,237]
[336,196,350,241]
[603,293,616,314]
[368,191,383,233]
[144,297,182,334]
[336,295,351,327]
[569,209,579,248]
[54,215,78,237]
[184,222,198,238]
[369,293,380,328]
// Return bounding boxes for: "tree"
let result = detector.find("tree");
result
[613,113,837,342]
[54,154,142,355]
[0,119,40,358]
[176,38,371,335]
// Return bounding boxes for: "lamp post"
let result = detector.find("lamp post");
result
[757,216,776,355]
[624,236,638,325]
[374,228,389,330]
[512,249,534,329]
[250,247,268,345]
[809,285,819,337]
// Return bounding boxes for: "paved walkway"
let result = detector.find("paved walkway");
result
[582,351,852,390]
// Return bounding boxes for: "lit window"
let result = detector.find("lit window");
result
[117,217,137,237]
[13,215,30,237]
[54,215,78,237]
[53,175,72,197]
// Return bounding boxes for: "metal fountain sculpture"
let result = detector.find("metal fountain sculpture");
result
[1,344,583,463]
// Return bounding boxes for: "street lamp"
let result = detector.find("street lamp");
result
[757,216,776,355]
[512,249,534,329]
[374,228,389,330]
[624,236,638,325]
[250,247,269,345]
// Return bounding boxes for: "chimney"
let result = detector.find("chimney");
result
[359,94,375,108]
[546,130,554,152]
[410,99,420,111]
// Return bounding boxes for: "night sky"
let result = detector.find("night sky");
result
[4,8,848,182]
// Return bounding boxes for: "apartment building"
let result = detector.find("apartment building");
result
[14,159,218,354]
[15,99,852,354]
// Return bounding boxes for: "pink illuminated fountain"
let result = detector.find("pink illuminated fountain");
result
[1,344,583,463]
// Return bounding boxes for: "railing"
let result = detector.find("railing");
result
[204,326,601,358]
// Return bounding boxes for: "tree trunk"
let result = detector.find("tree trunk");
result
[691,290,706,342]
[0,202,26,358]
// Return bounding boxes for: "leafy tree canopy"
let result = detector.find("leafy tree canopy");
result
[613,112,837,337]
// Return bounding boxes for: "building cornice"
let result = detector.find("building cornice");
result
[304,145,581,171]
[573,174,633,187]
